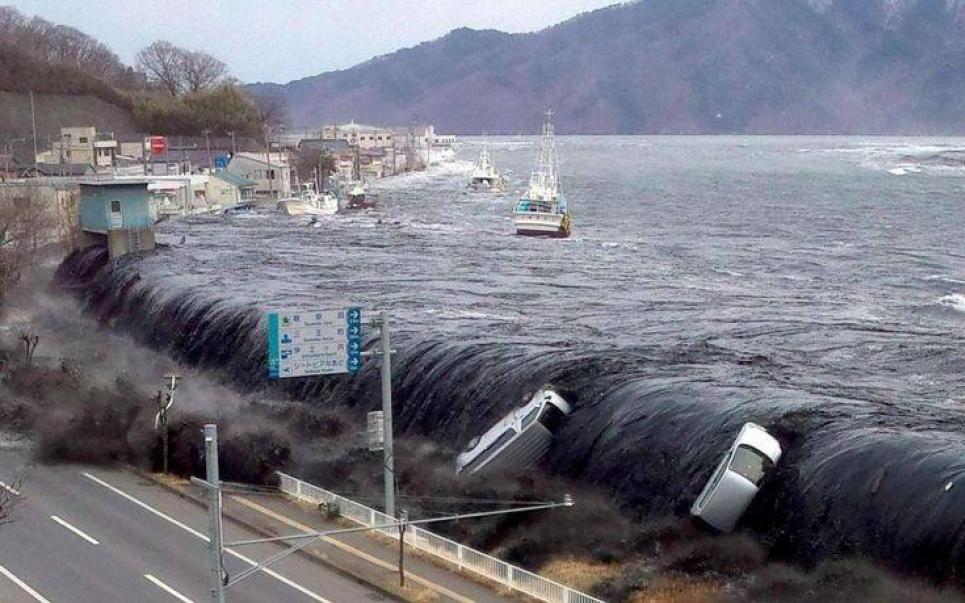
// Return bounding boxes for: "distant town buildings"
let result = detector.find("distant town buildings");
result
[321,121,395,151]
[0,118,455,262]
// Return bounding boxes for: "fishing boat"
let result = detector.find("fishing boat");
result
[278,183,338,216]
[341,148,378,210]
[343,182,377,210]
[512,110,571,237]
[469,147,505,192]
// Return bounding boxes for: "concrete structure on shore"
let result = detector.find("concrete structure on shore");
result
[78,180,155,260]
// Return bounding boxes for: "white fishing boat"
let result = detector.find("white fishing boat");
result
[469,147,505,192]
[512,110,571,238]
[278,183,338,216]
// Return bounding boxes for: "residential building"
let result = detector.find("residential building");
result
[226,152,292,198]
[40,127,119,168]
[206,172,256,208]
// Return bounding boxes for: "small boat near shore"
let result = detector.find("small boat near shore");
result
[469,147,505,192]
[512,110,571,238]
[343,182,378,210]
[278,183,338,216]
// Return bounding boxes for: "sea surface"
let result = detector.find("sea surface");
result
[66,137,965,578]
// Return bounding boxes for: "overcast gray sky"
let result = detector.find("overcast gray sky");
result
[8,0,620,83]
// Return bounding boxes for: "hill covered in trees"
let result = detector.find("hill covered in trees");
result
[0,5,269,138]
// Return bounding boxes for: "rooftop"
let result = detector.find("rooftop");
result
[230,152,290,167]
[79,178,152,187]
[211,171,256,188]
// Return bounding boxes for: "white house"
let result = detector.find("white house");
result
[226,152,292,199]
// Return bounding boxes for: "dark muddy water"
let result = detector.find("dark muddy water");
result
[62,136,965,579]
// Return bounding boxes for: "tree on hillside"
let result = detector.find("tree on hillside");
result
[0,7,123,80]
[182,50,228,93]
[255,94,288,130]
[136,40,229,96]
[136,41,185,96]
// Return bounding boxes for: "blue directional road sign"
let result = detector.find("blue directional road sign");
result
[268,307,362,378]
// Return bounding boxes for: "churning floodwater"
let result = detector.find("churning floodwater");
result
[62,137,965,580]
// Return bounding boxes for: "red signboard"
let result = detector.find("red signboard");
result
[149,136,168,155]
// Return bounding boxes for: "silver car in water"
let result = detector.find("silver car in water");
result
[455,388,571,476]
[690,422,782,532]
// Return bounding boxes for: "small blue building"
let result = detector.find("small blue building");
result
[78,180,155,260]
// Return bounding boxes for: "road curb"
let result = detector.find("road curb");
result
[126,466,420,603]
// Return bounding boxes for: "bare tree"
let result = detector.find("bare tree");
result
[0,186,56,307]
[255,94,288,130]
[48,24,121,78]
[136,40,185,96]
[0,6,25,45]
[182,50,228,93]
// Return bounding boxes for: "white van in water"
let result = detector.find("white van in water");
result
[455,388,571,476]
[690,422,782,533]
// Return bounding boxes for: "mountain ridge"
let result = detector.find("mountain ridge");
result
[248,0,965,134]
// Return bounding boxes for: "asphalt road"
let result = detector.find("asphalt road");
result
[0,454,389,603]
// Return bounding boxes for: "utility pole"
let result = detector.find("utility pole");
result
[379,310,395,518]
[204,424,226,603]
[155,374,179,474]
[203,129,212,170]
[398,509,408,586]
[264,124,274,200]
[29,91,38,175]
[228,131,236,155]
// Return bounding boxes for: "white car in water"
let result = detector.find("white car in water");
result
[690,422,782,533]
[455,388,571,476]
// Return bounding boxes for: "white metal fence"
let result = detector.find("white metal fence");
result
[277,472,606,603]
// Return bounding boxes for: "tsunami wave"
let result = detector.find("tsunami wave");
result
[56,246,965,583]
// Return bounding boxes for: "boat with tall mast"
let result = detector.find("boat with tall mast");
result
[511,110,571,238]
[469,145,505,192]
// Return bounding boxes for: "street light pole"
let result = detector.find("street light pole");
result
[379,310,395,519]
[204,425,226,603]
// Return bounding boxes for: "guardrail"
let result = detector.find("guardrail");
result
[277,472,605,603]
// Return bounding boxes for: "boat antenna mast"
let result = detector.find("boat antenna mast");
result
[531,109,559,197]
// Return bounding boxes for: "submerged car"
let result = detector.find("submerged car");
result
[690,422,782,532]
[455,388,571,476]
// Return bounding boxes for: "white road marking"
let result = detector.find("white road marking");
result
[0,562,51,603]
[82,472,333,603]
[232,495,476,603]
[50,515,100,545]
[145,574,195,603]
[0,481,20,497]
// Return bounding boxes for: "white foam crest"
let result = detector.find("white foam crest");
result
[937,294,965,313]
